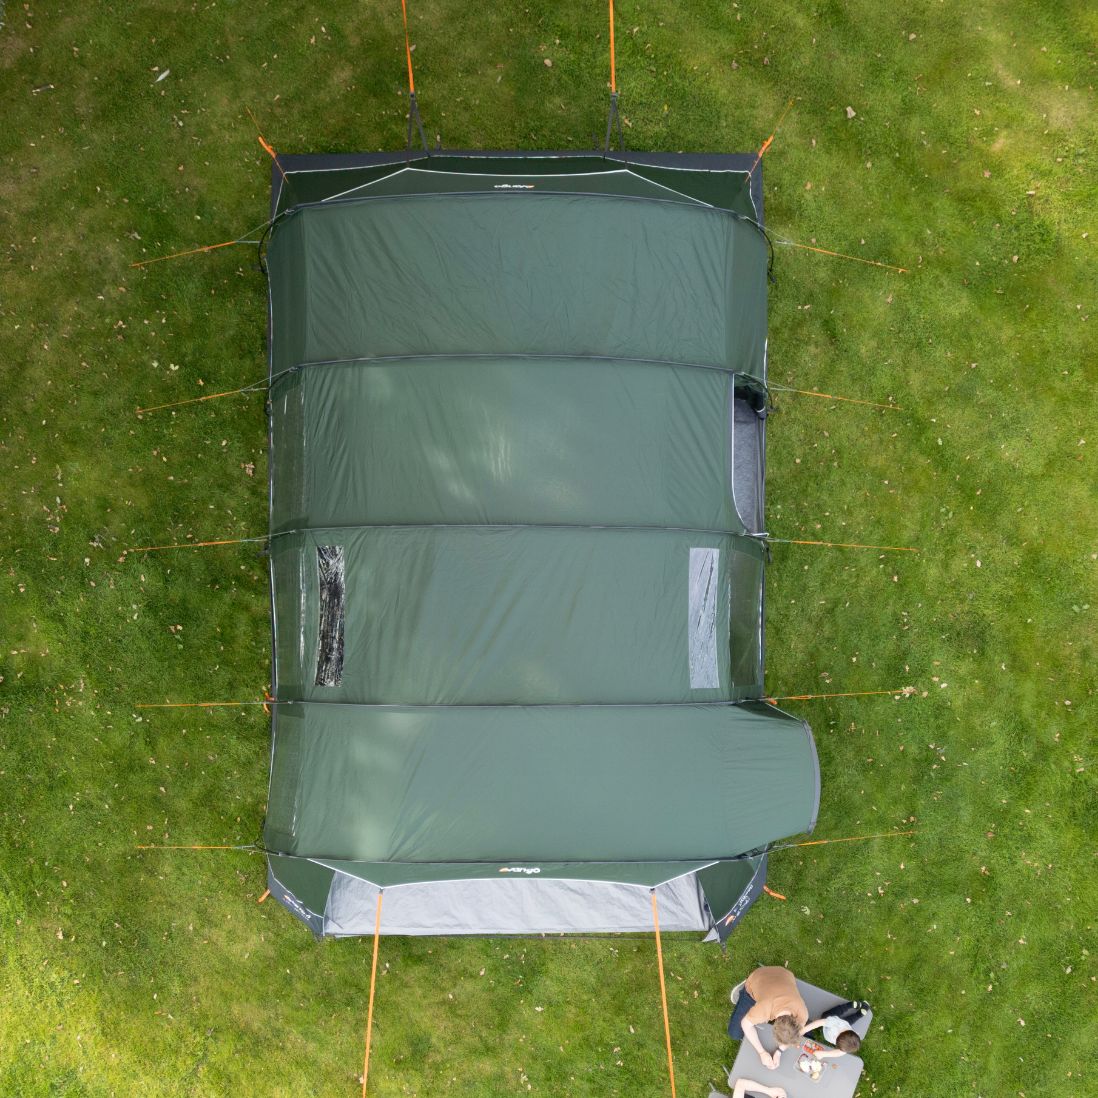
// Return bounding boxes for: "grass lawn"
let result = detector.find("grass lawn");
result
[1,1,1095,1095]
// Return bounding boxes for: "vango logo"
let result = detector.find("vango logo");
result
[498,866,541,875]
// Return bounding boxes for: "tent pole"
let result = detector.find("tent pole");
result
[650,891,677,1098]
[361,890,384,1097]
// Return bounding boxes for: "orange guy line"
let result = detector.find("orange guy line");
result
[766,688,911,703]
[776,238,908,273]
[135,700,269,709]
[780,538,920,553]
[246,105,287,180]
[136,387,256,415]
[650,892,677,1098]
[763,885,787,901]
[608,0,617,93]
[135,843,251,851]
[125,536,263,554]
[257,889,271,903]
[788,830,916,850]
[774,388,900,411]
[131,239,242,269]
[750,98,795,174]
[362,891,384,1097]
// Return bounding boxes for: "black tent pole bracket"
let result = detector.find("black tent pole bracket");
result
[603,92,625,154]
[406,91,430,155]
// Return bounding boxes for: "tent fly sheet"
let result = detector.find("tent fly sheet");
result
[262,152,819,940]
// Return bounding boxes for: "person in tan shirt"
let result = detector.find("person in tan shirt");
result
[727,966,809,1070]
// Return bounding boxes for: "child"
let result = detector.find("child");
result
[801,999,871,1057]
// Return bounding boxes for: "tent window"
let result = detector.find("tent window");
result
[688,547,720,689]
[314,545,345,687]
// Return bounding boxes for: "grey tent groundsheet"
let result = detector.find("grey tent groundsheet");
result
[262,151,818,937]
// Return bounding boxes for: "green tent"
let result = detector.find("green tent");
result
[261,152,818,940]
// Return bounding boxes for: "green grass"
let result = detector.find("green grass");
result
[1,1,1095,1095]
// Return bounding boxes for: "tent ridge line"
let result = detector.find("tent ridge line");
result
[268,521,750,539]
[270,352,755,388]
[308,857,722,868]
[266,699,776,709]
[278,188,754,223]
[269,851,771,867]
[314,863,723,892]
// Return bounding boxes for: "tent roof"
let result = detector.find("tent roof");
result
[262,154,816,911]
[269,355,749,534]
[266,189,768,381]
[265,701,816,866]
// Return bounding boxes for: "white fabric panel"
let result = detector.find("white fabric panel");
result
[323,872,709,937]
[688,547,720,688]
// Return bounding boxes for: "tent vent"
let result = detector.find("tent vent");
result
[314,546,345,687]
[688,547,720,688]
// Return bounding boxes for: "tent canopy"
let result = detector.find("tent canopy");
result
[262,151,818,938]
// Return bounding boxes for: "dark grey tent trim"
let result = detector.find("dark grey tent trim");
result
[315,864,722,889]
[270,149,763,223]
[704,855,769,944]
[267,861,325,938]
[266,854,774,940]
[267,854,760,939]
[271,852,720,881]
